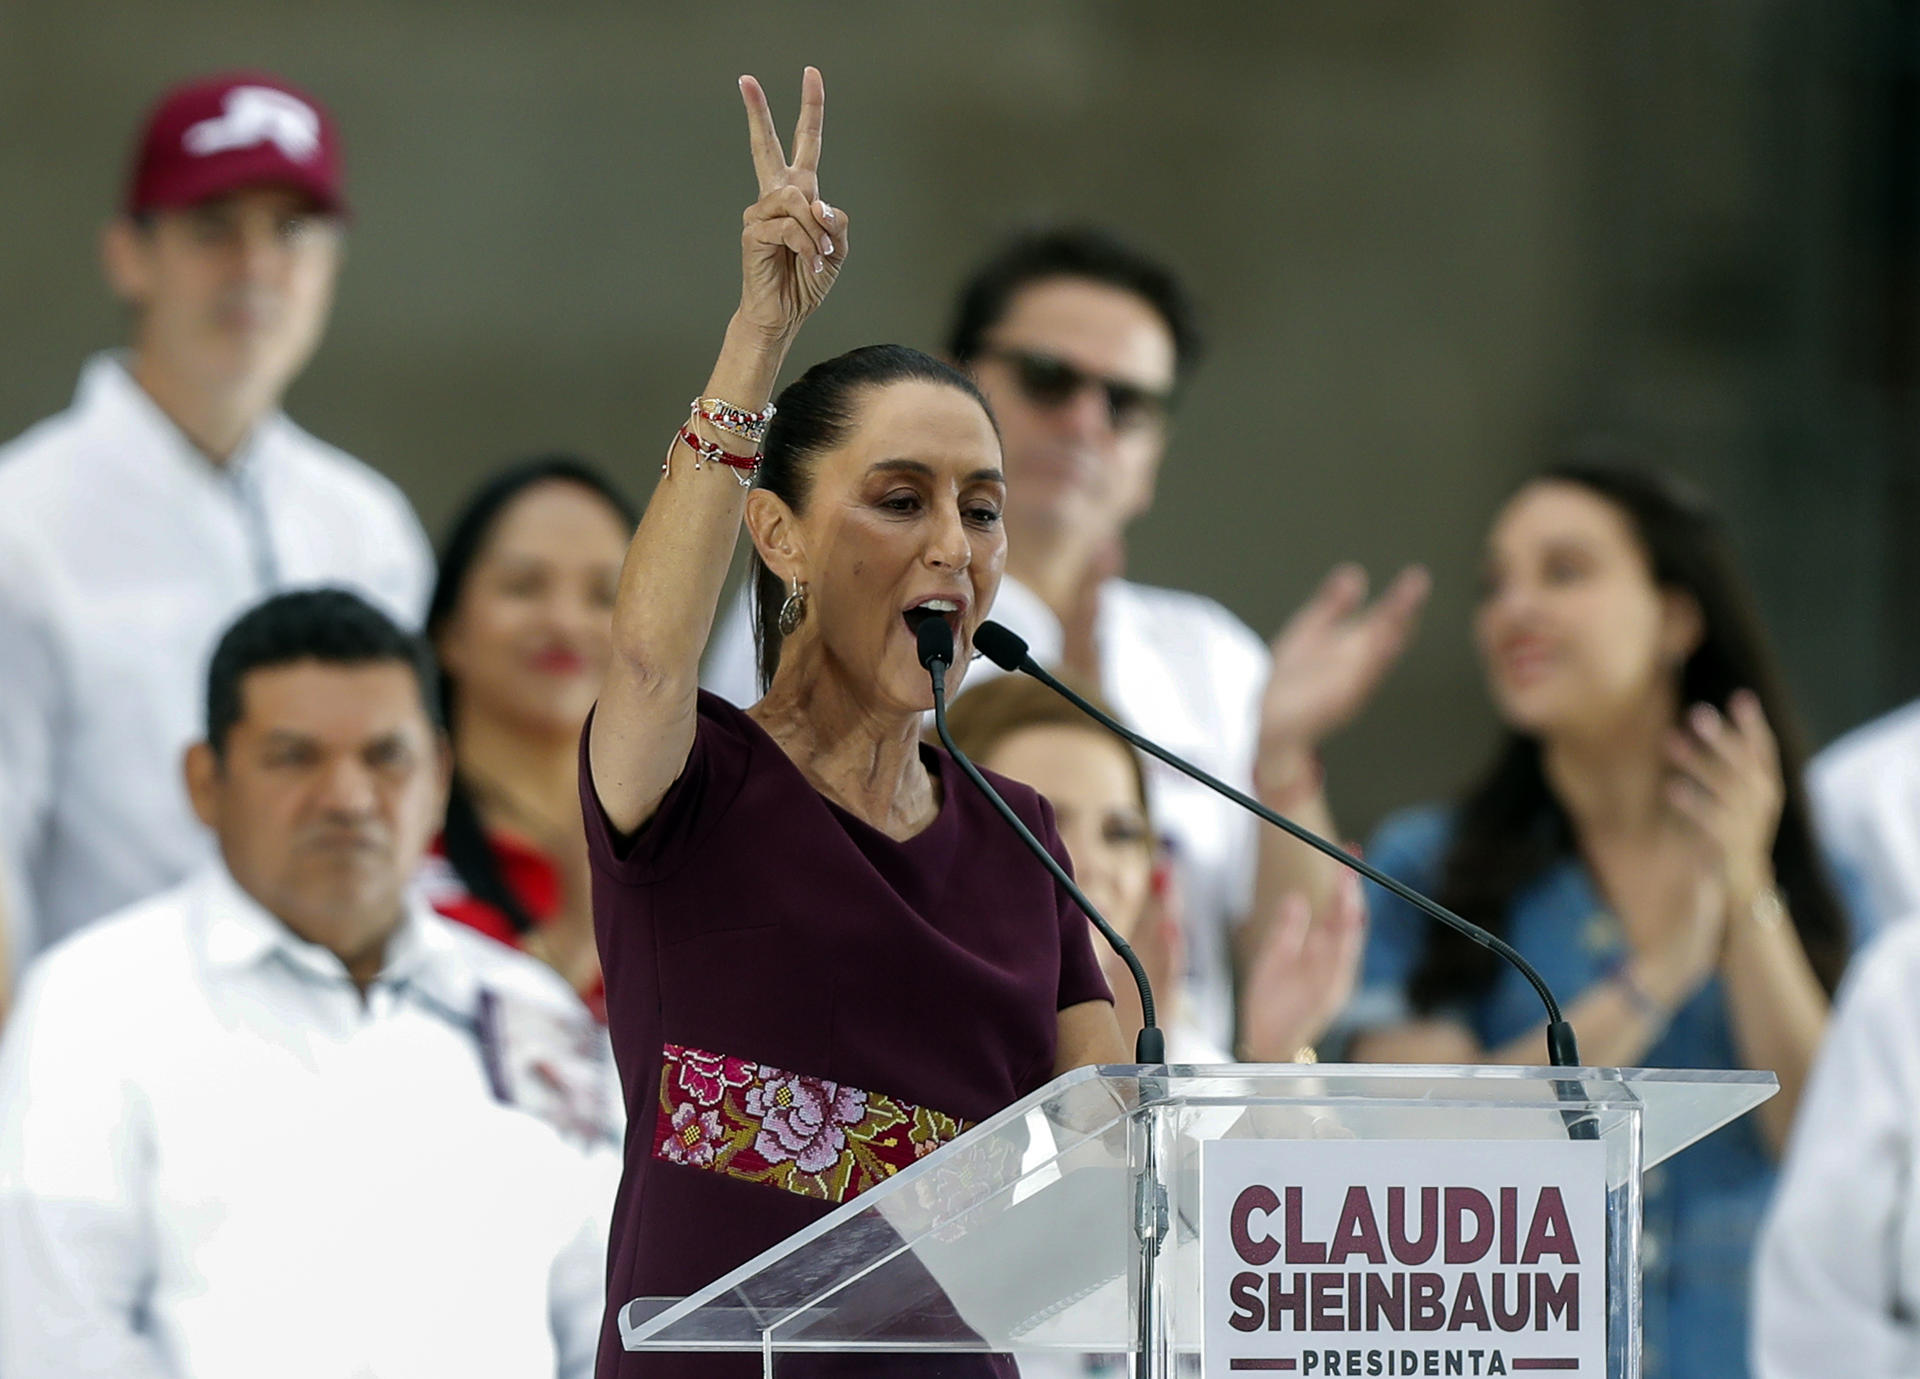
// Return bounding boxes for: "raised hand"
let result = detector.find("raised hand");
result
[1665,690,1786,913]
[736,67,850,345]
[1236,867,1367,1061]
[1256,563,1431,782]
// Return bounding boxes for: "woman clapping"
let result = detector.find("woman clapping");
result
[1345,461,1859,1379]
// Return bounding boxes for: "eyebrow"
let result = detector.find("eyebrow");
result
[867,459,1006,485]
[259,730,318,750]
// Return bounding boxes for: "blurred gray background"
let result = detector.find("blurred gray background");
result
[4,0,1915,837]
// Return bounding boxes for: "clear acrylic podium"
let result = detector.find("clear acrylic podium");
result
[621,1064,1775,1377]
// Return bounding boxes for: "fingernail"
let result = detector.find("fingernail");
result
[821,234,834,255]
[1691,704,1715,731]
[820,204,835,222]
[813,256,825,274]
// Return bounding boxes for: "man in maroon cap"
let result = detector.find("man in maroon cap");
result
[0,72,434,980]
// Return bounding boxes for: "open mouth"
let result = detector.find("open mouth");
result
[901,598,964,643]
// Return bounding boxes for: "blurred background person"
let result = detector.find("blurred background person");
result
[0,860,11,1031]
[1343,460,1860,1379]
[1808,695,1920,933]
[706,224,1427,1057]
[0,71,433,978]
[944,672,1365,1064]
[420,456,637,1021]
[1751,916,1920,1379]
[9,16,1916,1039]
[0,589,611,1379]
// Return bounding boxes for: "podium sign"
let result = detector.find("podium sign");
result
[620,1065,1774,1378]
[1202,1140,1606,1377]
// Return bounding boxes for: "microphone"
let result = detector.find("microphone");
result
[971,619,1583,1070]
[917,617,1166,1065]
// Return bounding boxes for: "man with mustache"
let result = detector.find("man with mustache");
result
[0,589,613,1377]
[0,72,432,983]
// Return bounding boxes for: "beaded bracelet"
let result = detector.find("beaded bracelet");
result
[664,426,759,488]
[691,396,775,444]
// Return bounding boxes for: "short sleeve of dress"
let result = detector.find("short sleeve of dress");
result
[577,691,755,887]
[1337,805,1459,1037]
[1035,793,1115,1012]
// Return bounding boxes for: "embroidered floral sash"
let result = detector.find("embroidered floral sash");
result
[652,1042,974,1204]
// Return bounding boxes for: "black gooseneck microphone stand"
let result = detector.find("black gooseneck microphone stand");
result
[917,617,1164,1065]
[971,619,1586,1071]
[916,617,1173,1377]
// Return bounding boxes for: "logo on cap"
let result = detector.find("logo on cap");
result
[182,86,321,163]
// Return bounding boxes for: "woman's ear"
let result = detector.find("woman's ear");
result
[744,489,806,584]
[1659,588,1705,668]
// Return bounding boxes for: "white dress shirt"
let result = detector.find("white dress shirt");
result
[1751,920,1920,1378]
[1811,698,1920,933]
[0,354,434,966]
[0,866,617,1379]
[702,572,1270,1051]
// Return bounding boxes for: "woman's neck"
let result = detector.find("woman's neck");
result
[453,705,583,842]
[750,651,935,838]
[1540,690,1678,839]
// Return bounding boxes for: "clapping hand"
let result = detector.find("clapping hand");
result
[736,67,849,344]
[1237,867,1368,1061]
[1257,563,1431,789]
[1665,690,1785,914]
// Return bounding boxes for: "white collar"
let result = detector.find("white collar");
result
[74,351,276,484]
[190,863,459,988]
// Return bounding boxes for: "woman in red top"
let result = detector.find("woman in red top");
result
[424,455,637,1021]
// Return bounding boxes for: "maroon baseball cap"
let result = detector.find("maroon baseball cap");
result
[125,72,347,218]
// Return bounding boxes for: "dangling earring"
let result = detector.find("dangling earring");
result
[777,576,809,636]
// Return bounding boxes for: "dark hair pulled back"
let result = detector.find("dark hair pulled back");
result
[427,454,636,937]
[750,343,994,691]
[1411,456,1852,1012]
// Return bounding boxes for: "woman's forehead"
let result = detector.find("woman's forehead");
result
[990,723,1140,792]
[1492,481,1636,553]
[486,481,631,549]
[834,380,1001,469]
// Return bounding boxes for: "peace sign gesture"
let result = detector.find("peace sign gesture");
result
[736,67,849,345]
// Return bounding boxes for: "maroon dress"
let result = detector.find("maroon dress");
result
[581,691,1114,1378]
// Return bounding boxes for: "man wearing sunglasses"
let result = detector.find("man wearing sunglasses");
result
[704,226,1427,1055]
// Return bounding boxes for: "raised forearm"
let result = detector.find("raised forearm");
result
[609,316,787,682]
[1237,745,1339,962]
[1353,964,1682,1070]
[1719,889,1830,1154]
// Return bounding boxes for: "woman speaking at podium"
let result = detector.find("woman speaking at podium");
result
[578,67,1125,1376]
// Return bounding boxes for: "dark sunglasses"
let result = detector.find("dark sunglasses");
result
[978,347,1173,432]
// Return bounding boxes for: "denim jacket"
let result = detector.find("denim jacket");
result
[1350,805,1872,1379]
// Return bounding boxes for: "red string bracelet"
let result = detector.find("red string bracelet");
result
[666,426,760,488]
